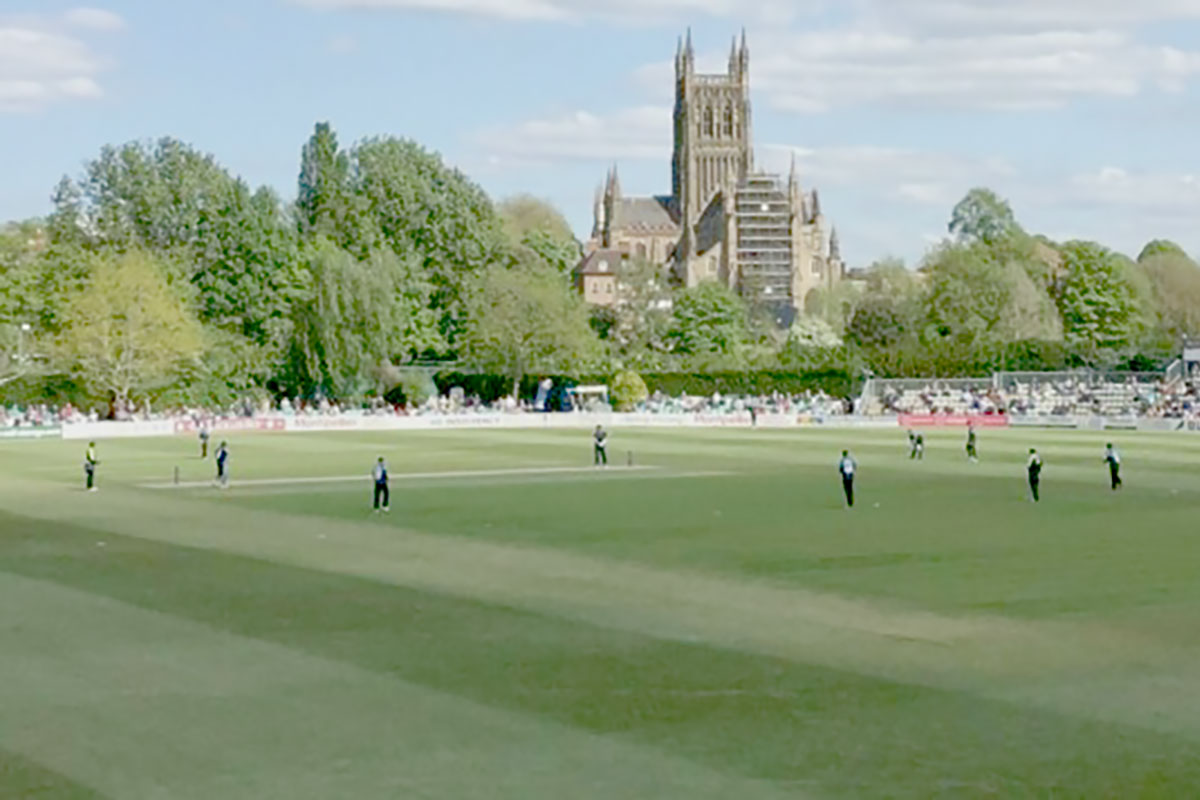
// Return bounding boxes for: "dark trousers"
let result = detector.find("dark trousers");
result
[201,441,208,458]
[1029,478,1040,502]
[374,482,390,509]
[1110,466,1122,490]
[85,467,94,490]
[967,444,977,459]
[842,476,854,507]
[594,445,607,465]
[217,463,226,484]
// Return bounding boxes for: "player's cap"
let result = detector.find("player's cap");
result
[842,449,849,456]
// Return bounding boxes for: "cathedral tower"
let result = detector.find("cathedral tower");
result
[672,29,753,254]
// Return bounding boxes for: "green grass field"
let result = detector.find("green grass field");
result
[3,424,1200,798]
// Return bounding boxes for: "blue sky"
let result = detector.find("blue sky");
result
[4,0,1200,267]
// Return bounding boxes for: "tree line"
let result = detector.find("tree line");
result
[1,127,1198,411]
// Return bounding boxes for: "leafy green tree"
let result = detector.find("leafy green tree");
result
[589,306,617,341]
[518,228,581,275]
[805,280,864,336]
[948,188,1021,245]
[1137,239,1188,263]
[50,138,307,351]
[845,261,923,351]
[610,370,649,411]
[611,258,673,367]
[297,122,357,241]
[461,264,600,397]
[498,195,580,274]
[1054,241,1146,364]
[667,282,748,357]
[286,240,430,398]
[923,244,1015,344]
[352,137,505,335]
[1001,262,1063,342]
[56,250,203,404]
[789,315,842,349]
[1140,252,1200,340]
[497,195,575,243]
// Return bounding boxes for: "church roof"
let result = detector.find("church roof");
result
[611,196,680,233]
[574,249,625,277]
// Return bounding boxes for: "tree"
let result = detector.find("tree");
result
[352,137,505,335]
[518,228,581,275]
[806,280,864,336]
[56,251,203,405]
[845,260,923,351]
[461,264,601,397]
[286,240,432,398]
[297,122,355,240]
[789,315,842,349]
[497,194,575,244]
[1054,241,1146,364]
[1137,239,1188,263]
[667,282,748,357]
[610,370,649,411]
[49,138,307,351]
[1140,252,1200,340]
[610,258,673,366]
[498,195,581,275]
[948,188,1021,246]
[923,244,1015,344]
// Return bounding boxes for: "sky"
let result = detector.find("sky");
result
[3,0,1200,267]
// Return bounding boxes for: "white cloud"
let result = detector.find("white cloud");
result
[304,0,1200,112]
[1064,167,1200,219]
[630,29,1200,113]
[62,7,126,32]
[474,106,671,163]
[874,0,1200,34]
[289,0,803,23]
[759,143,1013,202]
[0,16,112,112]
[291,0,1200,28]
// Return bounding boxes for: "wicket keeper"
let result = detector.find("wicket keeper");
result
[593,425,608,467]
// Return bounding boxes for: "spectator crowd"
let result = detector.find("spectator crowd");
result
[876,376,1200,419]
[3,374,1199,429]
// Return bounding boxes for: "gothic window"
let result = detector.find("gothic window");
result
[724,106,733,137]
[704,106,714,137]
[636,243,647,259]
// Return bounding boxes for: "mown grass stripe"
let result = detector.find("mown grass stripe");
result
[3,520,1199,797]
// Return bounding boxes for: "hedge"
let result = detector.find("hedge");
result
[432,369,855,405]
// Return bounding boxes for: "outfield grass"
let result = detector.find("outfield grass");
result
[3,425,1200,798]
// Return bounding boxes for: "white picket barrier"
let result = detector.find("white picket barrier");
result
[45,412,1199,441]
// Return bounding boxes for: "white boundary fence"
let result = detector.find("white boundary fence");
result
[51,412,900,441]
[0,412,1193,442]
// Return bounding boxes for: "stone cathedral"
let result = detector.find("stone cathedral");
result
[578,30,844,323]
